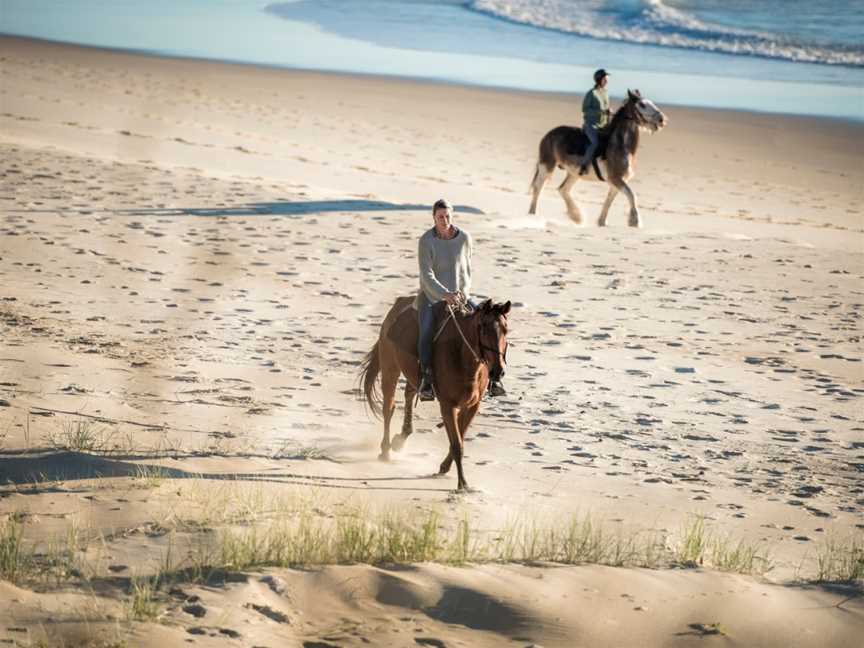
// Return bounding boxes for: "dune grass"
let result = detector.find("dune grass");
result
[127,575,160,622]
[0,497,857,597]
[196,509,766,574]
[45,418,117,454]
[814,533,864,583]
[0,516,25,582]
[675,515,773,575]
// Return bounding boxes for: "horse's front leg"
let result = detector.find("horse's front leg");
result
[615,178,640,227]
[439,403,467,490]
[390,381,415,452]
[457,403,479,442]
[598,184,619,227]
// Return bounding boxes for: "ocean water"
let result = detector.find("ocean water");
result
[1,0,862,120]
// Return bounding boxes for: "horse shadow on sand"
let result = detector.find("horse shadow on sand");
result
[0,451,451,493]
[107,199,485,218]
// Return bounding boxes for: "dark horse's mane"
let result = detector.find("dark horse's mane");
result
[601,92,640,155]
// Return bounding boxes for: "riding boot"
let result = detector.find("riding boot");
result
[418,368,435,402]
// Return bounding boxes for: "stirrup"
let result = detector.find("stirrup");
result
[418,373,435,402]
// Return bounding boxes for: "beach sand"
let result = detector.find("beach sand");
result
[1,35,862,647]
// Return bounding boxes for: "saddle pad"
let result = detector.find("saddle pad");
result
[564,128,608,159]
[565,129,590,157]
[387,304,419,358]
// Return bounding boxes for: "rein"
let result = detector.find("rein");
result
[445,303,482,364]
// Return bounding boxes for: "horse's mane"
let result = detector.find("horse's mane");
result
[601,94,637,136]
[601,93,641,155]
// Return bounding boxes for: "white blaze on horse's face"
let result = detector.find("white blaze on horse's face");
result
[635,99,667,133]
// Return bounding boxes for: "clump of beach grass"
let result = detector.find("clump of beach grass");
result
[814,533,864,583]
[0,514,97,586]
[674,515,771,575]
[127,575,160,622]
[132,464,171,490]
[45,417,117,454]
[0,517,27,582]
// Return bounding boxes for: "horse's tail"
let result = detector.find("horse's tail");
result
[358,341,383,418]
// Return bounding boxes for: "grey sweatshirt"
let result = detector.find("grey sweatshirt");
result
[415,227,473,308]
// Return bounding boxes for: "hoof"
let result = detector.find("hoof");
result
[378,451,390,462]
[391,433,407,452]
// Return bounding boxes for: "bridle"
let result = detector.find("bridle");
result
[445,303,508,373]
[478,317,508,369]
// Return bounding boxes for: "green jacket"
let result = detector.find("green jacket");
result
[582,87,610,128]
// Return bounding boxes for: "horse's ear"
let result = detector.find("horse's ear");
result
[627,89,635,100]
[482,299,493,313]
[634,88,642,97]
[498,300,511,316]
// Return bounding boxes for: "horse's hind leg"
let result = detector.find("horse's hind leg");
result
[598,184,619,227]
[528,162,551,216]
[558,169,583,224]
[390,382,415,452]
[438,450,453,476]
[378,358,399,461]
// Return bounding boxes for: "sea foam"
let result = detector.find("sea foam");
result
[469,0,864,66]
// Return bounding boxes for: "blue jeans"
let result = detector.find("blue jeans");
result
[582,122,599,166]
[418,295,478,373]
[417,295,437,374]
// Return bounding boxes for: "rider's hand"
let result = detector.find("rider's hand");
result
[443,292,460,306]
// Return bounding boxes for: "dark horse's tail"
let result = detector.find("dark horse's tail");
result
[358,341,383,418]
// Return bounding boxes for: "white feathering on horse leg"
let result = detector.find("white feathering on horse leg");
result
[598,185,619,227]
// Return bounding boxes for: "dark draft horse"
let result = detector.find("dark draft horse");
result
[529,89,667,227]
[359,297,510,491]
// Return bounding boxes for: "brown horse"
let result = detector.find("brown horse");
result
[359,297,511,491]
[528,89,667,227]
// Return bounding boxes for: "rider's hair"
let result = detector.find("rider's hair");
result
[432,198,453,215]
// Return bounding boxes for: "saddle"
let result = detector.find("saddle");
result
[386,300,465,359]
[563,128,608,180]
